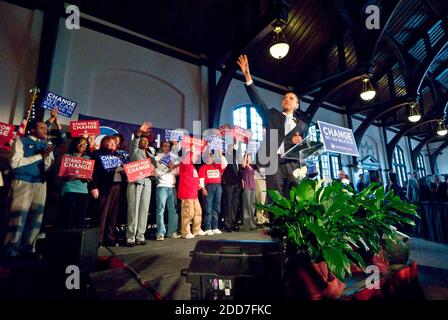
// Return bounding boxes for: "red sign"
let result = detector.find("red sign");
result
[58,155,95,179]
[124,159,155,183]
[0,122,15,146]
[182,136,207,153]
[232,125,252,143]
[217,124,231,137]
[70,120,100,137]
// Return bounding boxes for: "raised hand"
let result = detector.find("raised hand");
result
[136,122,152,137]
[237,55,252,83]
[50,108,58,119]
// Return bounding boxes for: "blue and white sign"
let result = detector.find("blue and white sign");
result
[41,92,77,118]
[100,155,122,171]
[317,121,359,157]
[164,129,184,142]
[160,152,179,167]
[247,141,261,154]
[206,135,225,152]
[116,150,130,164]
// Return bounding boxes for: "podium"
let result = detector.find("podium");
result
[281,135,325,168]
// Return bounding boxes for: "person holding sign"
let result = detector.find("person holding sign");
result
[154,141,181,241]
[198,149,228,236]
[3,120,54,257]
[59,137,92,229]
[178,149,206,239]
[90,136,123,247]
[125,122,156,247]
[237,55,308,207]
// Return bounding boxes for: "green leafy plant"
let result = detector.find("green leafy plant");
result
[257,179,419,281]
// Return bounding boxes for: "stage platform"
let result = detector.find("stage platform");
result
[1,232,447,300]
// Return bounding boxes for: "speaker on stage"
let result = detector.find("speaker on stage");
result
[182,240,284,300]
[44,227,99,272]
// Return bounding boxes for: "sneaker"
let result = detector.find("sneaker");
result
[193,230,206,236]
[205,230,214,236]
[136,240,146,245]
[212,229,222,235]
[156,235,164,241]
[184,233,195,239]
[168,232,181,239]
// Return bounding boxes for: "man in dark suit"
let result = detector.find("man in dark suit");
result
[237,55,308,200]
[221,141,242,232]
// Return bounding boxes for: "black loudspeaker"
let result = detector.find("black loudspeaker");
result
[44,228,99,272]
[182,240,284,300]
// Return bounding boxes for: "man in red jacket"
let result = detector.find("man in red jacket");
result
[178,150,206,239]
[199,149,228,235]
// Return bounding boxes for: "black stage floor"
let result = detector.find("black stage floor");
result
[91,234,448,300]
[1,231,447,300]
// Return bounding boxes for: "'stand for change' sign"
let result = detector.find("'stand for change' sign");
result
[124,159,154,182]
[41,92,77,118]
[317,121,359,157]
[0,122,15,146]
[58,155,95,179]
[70,120,101,137]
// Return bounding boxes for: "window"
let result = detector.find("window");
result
[330,154,341,179]
[308,122,319,142]
[233,105,263,142]
[392,146,407,187]
[320,154,331,179]
[417,153,426,179]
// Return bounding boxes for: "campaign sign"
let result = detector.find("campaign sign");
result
[58,155,95,179]
[217,124,231,137]
[164,129,184,142]
[116,150,130,164]
[247,141,261,154]
[70,120,100,137]
[0,122,15,146]
[232,125,252,143]
[160,152,179,167]
[206,135,225,152]
[124,159,154,182]
[41,92,77,118]
[317,121,359,157]
[182,136,207,152]
[100,154,122,171]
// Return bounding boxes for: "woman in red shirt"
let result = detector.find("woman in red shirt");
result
[198,150,228,235]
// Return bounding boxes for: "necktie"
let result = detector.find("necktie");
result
[285,115,295,135]
[278,115,296,155]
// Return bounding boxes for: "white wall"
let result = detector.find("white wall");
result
[47,19,207,132]
[0,3,42,124]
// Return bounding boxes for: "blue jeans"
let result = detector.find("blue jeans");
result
[156,187,178,236]
[204,184,222,230]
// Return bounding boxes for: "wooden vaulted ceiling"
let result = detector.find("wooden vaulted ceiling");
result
[6,0,448,144]
[67,0,448,137]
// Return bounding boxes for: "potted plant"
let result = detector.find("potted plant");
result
[349,183,418,270]
[257,178,419,299]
